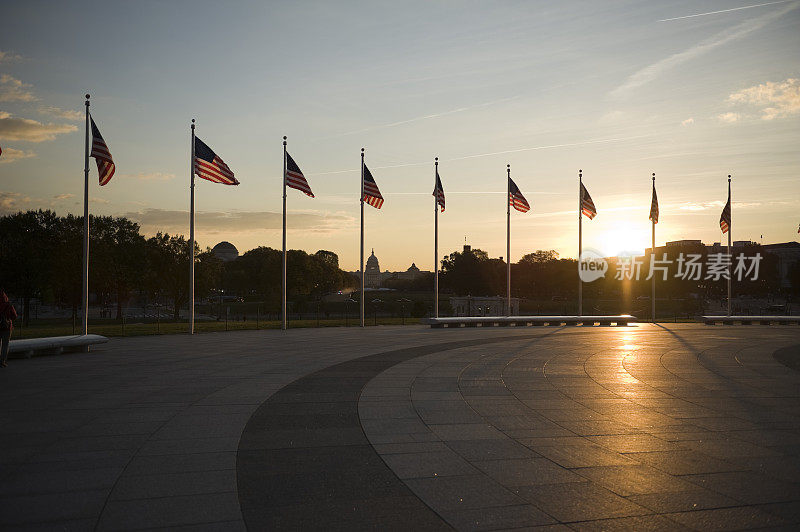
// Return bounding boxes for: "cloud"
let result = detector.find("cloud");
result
[0,112,78,142]
[679,200,760,211]
[53,193,75,200]
[0,74,36,102]
[124,208,355,236]
[0,191,30,213]
[679,200,725,211]
[0,51,22,63]
[611,2,799,97]
[122,172,176,181]
[727,78,800,120]
[681,117,694,126]
[718,112,741,123]
[38,105,83,121]
[0,147,36,164]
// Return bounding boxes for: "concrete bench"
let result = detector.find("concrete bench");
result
[421,315,636,328]
[8,334,109,359]
[703,316,800,326]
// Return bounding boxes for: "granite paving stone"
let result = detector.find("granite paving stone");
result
[2,324,800,529]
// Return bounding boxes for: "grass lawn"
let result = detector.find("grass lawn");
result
[12,316,423,339]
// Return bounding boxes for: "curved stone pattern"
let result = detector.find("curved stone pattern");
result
[362,328,800,530]
[2,325,800,530]
[236,336,546,530]
[773,344,800,372]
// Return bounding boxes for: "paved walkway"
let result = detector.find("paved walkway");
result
[1,325,799,530]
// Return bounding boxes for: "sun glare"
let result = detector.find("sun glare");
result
[598,225,650,258]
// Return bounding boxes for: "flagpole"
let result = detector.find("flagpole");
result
[651,172,656,323]
[360,148,365,328]
[81,94,90,337]
[189,119,196,335]
[434,157,439,319]
[727,174,732,317]
[506,164,511,316]
[578,169,583,317]
[282,136,288,331]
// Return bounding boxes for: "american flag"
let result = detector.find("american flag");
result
[580,182,597,219]
[90,118,115,186]
[649,185,659,224]
[508,177,530,213]
[285,152,313,197]
[362,164,383,209]
[433,169,445,212]
[194,137,239,185]
[720,194,731,233]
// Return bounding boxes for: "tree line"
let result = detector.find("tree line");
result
[0,210,355,325]
[1,209,795,325]
[437,245,788,302]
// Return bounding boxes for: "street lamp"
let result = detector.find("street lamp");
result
[344,297,355,327]
[371,298,383,326]
[397,298,411,325]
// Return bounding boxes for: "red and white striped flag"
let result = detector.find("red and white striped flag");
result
[90,117,115,186]
[362,165,383,209]
[433,169,445,212]
[649,185,659,224]
[580,182,597,219]
[509,177,530,213]
[285,152,313,197]
[720,193,731,233]
[194,137,238,185]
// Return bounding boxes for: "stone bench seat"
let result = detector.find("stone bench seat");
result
[421,315,636,328]
[9,334,109,358]
[703,315,800,325]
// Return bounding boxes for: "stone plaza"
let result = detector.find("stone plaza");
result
[1,324,799,530]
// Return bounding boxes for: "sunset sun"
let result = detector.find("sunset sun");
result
[598,224,650,258]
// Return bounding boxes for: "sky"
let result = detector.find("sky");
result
[1,0,799,271]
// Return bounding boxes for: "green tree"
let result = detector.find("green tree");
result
[0,210,59,324]
[146,233,194,320]
[91,216,147,319]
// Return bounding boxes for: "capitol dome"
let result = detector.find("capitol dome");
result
[212,241,239,262]
[366,249,380,271]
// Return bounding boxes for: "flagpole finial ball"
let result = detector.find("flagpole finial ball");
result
[191,119,195,123]
[361,148,365,153]
[85,94,90,99]
[435,157,438,162]
[283,135,287,140]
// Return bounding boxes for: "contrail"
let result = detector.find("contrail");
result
[316,94,520,140]
[612,1,799,97]
[658,1,790,22]
[307,134,653,177]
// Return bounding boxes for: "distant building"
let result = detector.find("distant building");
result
[450,296,520,317]
[353,250,431,288]
[212,241,239,262]
[365,249,381,288]
[648,239,800,290]
[764,242,800,288]
[396,263,421,281]
[665,240,703,248]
